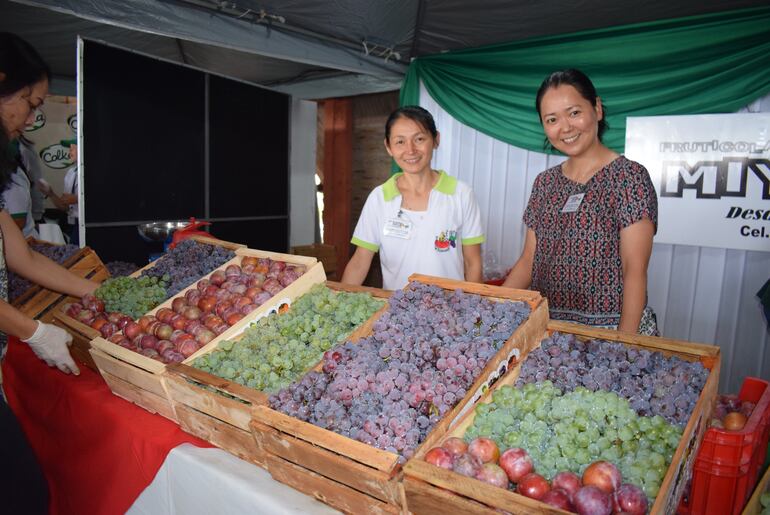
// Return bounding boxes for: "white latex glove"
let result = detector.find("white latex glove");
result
[22,321,80,375]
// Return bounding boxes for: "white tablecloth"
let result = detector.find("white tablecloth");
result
[128,444,340,515]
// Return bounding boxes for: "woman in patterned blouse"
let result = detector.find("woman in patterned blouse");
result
[503,69,659,335]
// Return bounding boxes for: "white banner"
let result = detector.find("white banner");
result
[625,113,770,253]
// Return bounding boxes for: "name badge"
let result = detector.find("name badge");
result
[383,215,413,239]
[561,193,585,213]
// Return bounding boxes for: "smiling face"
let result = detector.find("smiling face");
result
[0,76,49,139]
[384,116,439,175]
[539,84,603,158]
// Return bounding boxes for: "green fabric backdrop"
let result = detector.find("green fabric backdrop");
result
[400,7,770,154]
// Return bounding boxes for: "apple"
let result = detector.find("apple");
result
[582,461,622,495]
[517,472,550,500]
[209,270,226,286]
[139,334,159,350]
[154,323,173,341]
[116,316,132,330]
[452,453,481,478]
[183,306,202,320]
[475,463,509,489]
[613,483,648,515]
[468,437,500,464]
[424,447,453,470]
[171,297,188,314]
[178,339,199,358]
[573,485,612,515]
[441,437,468,457]
[171,314,188,330]
[551,470,581,499]
[195,328,216,345]
[100,322,118,338]
[198,295,217,313]
[541,488,574,511]
[499,447,534,483]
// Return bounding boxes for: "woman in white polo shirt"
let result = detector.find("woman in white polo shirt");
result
[341,106,484,290]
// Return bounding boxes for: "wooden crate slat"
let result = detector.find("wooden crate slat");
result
[325,280,392,299]
[253,420,401,504]
[90,347,168,398]
[100,369,177,421]
[174,404,263,467]
[265,454,401,515]
[188,234,246,251]
[407,273,542,308]
[164,372,254,431]
[254,404,400,473]
[404,476,501,515]
[404,462,566,514]
[167,363,268,407]
[91,336,166,374]
[235,247,318,268]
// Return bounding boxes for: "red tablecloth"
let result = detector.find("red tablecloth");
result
[2,337,210,515]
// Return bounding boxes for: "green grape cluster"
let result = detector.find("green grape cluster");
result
[94,275,169,319]
[192,284,385,393]
[464,381,682,500]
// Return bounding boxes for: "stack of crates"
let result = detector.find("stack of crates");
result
[679,377,770,514]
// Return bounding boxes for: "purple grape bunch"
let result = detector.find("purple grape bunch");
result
[105,261,139,277]
[269,282,531,461]
[9,243,80,300]
[515,332,709,426]
[140,239,235,298]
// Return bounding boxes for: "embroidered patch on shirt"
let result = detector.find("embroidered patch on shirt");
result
[434,230,457,252]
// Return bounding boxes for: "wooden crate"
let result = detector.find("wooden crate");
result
[403,320,722,515]
[13,246,110,370]
[88,250,323,422]
[292,243,337,279]
[164,281,391,466]
[16,245,109,322]
[251,274,548,514]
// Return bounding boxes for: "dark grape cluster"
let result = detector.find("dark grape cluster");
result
[9,243,80,300]
[270,282,531,461]
[515,332,709,426]
[105,261,139,278]
[140,239,235,297]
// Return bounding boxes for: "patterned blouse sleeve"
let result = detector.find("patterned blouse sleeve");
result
[523,172,543,231]
[616,158,658,233]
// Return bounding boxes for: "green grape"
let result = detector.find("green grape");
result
[190,284,384,393]
[94,276,168,318]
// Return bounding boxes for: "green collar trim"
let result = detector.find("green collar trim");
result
[382,170,457,201]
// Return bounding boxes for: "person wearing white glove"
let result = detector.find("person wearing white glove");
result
[22,321,79,375]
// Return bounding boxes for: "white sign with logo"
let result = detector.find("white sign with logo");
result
[625,113,770,253]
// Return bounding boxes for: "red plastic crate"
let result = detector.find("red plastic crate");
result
[679,377,770,515]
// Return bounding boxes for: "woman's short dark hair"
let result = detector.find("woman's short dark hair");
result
[535,69,609,142]
[385,105,438,143]
[0,32,51,188]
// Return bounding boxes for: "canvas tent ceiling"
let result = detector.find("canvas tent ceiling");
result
[1,0,766,98]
